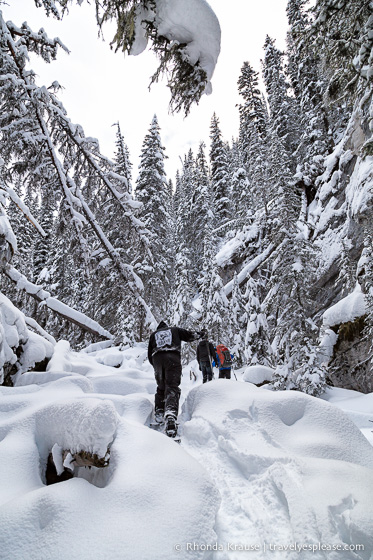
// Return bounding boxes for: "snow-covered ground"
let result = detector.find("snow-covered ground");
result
[0,342,372,560]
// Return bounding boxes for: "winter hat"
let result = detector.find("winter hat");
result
[157,321,168,330]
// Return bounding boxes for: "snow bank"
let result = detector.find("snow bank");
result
[131,0,221,94]
[323,284,366,327]
[322,387,373,447]
[0,292,53,382]
[181,381,373,557]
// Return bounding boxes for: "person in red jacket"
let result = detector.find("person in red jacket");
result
[148,321,203,437]
[215,344,234,379]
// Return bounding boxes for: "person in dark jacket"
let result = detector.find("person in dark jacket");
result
[148,321,203,437]
[196,334,215,383]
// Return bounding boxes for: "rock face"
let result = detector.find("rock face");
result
[327,317,372,394]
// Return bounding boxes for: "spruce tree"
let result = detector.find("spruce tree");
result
[262,35,299,164]
[244,275,272,367]
[209,113,230,228]
[229,272,246,367]
[135,115,171,327]
[113,122,132,195]
[236,63,268,211]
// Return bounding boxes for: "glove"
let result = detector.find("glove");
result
[197,330,205,339]
[212,360,216,367]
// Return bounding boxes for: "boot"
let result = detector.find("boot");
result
[154,409,164,424]
[165,414,177,438]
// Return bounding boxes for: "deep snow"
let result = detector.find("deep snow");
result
[0,343,372,560]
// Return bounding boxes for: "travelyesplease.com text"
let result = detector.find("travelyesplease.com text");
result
[173,542,365,553]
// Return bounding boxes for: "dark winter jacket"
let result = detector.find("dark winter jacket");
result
[197,340,215,364]
[148,322,200,365]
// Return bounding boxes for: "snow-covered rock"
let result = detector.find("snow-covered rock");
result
[322,284,366,328]
[243,364,274,385]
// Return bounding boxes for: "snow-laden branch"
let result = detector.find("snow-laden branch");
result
[35,0,221,115]
[4,184,47,237]
[24,315,57,344]
[224,244,275,297]
[4,266,114,340]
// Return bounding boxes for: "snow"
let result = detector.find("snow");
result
[6,266,114,340]
[215,223,259,268]
[0,292,53,383]
[131,0,221,95]
[0,213,17,253]
[345,155,373,216]
[323,284,366,328]
[0,343,372,559]
[243,364,274,384]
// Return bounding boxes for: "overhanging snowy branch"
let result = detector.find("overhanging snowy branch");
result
[4,266,114,340]
[35,0,221,115]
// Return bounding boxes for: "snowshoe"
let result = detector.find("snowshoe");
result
[165,415,178,439]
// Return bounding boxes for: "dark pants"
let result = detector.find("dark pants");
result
[200,360,213,383]
[219,369,231,379]
[152,351,182,417]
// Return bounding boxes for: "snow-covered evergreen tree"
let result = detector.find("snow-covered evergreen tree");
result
[192,142,212,276]
[244,275,272,367]
[229,272,246,367]
[262,35,299,165]
[0,14,154,343]
[236,63,268,211]
[113,122,132,195]
[230,141,252,229]
[286,0,331,202]
[209,113,230,228]
[135,115,171,326]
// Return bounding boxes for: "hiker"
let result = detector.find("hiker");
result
[148,321,203,437]
[214,343,234,379]
[196,333,215,383]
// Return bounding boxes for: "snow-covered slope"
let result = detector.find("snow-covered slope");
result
[0,344,372,559]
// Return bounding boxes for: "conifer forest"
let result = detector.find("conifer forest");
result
[0,0,372,398]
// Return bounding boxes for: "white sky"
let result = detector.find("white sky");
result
[4,0,289,181]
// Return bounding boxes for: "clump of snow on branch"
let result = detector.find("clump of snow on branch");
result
[131,0,221,95]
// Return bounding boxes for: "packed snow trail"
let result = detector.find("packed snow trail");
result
[179,381,373,559]
[0,342,372,560]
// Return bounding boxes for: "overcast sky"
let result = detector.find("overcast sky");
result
[5,0,290,181]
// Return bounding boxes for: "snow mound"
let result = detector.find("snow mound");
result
[181,381,373,557]
[243,364,274,384]
[323,284,366,327]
